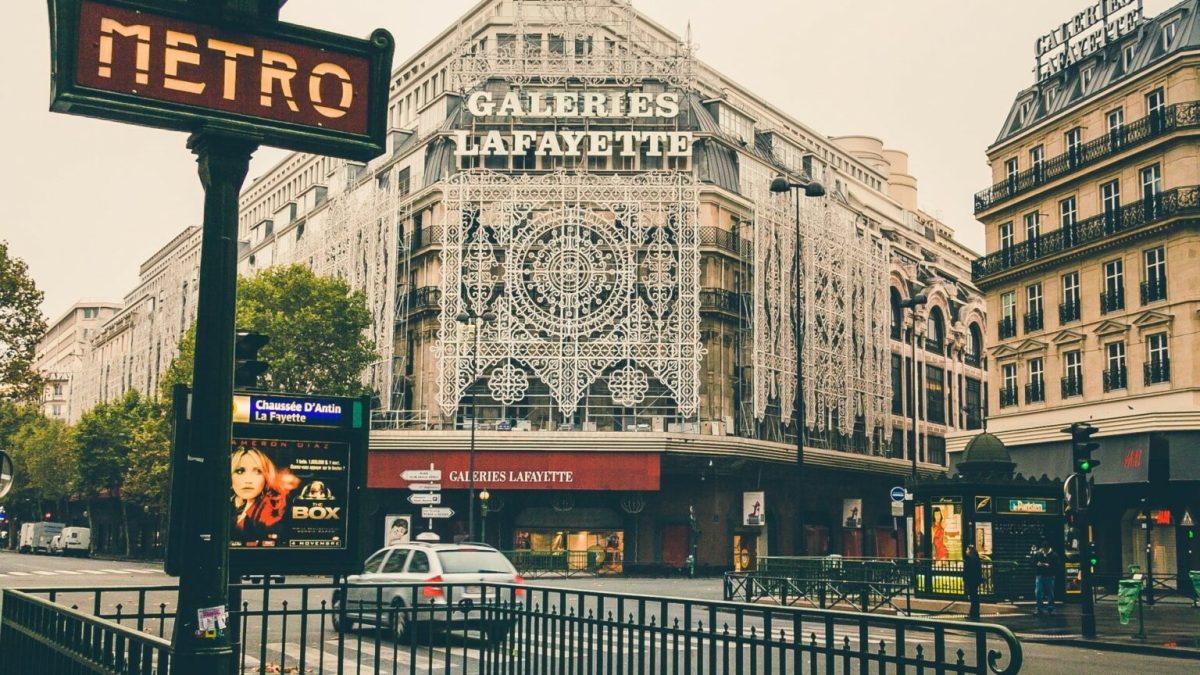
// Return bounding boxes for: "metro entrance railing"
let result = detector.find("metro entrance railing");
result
[3,580,1023,675]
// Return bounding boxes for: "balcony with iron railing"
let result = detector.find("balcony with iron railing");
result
[1024,380,1045,404]
[1023,310,1043,333]
[699,288,741,314]
[964,351,982,369]
[999,386,1018,408]
[1100,289,1125,315]
[1140,277,1168,305]
[998,316,1016,340]
[973,186,1200,282]
[1145,358,1171,385]
[1103,366,1128,392]
[974,102,1200,212]
[1061,375,1083,398]
[1058,300,1080,324]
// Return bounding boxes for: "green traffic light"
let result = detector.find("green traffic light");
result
[1080,460,1091,471]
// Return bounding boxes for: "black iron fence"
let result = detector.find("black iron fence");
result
[0,588,171,675]
[7,580,1023,675]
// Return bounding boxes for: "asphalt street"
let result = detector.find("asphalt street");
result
[0,554,1193,674]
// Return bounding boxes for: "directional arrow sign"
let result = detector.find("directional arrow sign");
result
[422,507,455,519]
[401,469,442,482]
[409,483,442,492]
[408,493,442,505]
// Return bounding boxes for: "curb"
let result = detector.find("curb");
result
[1020,635,1200,660]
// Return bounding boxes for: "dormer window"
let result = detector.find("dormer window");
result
[1080,64,1095,91]
[1042,86,1057,110]
[1123,44,1136,71]
[1163,20,1178,49]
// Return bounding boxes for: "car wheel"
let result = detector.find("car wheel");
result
[332,593,354,633]
[390,600,412,641]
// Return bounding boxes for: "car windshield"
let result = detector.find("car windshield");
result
[437,549,515,574]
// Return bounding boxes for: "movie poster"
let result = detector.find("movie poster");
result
[230,438,349,550]
[384,514,411,548]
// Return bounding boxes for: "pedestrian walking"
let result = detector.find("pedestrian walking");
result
[1032,540,1058,615]
[963,544,982,620]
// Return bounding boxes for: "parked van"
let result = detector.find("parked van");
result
[19,522,64,554]
[50,527,91,557]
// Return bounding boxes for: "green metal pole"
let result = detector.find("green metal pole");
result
[170,132,257,675]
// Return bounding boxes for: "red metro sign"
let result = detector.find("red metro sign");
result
[48,0,393,160]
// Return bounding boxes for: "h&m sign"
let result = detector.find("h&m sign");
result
[48,0,393,160]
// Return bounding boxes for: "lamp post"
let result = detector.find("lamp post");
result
[479,489,491,544]
[456,310,497,542]
[898,293,928,483]
[769,173,825,555]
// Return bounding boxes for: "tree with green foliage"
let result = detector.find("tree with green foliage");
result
[8,416,75,520]
[162,265,377,398]
[73,390,159,556]
[0,240,48,402]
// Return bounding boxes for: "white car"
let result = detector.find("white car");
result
[333,542,524,643]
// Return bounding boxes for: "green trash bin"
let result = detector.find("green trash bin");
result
[1117,579,1142,626]
[1189,571,1200,602]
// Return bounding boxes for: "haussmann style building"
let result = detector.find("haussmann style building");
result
[964,0,1200,590]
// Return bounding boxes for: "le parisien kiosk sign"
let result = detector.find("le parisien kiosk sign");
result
[48,0,393,158]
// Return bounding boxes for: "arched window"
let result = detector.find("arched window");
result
[890,288,902,340]
[926,306,945,355]
[967,323,983,367]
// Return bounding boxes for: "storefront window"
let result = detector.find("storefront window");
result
[513,528,624,574]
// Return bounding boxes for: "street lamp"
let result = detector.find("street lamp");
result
[456,309,497,542]
[769,173,825,556]
[898,293,928,483]
[479,489,491,544]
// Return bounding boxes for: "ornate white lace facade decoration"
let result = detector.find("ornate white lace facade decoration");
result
[436,170,703,417]
[450,0,693,92]
[749,165,891,442]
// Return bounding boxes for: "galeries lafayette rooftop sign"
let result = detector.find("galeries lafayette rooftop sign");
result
[48,0,394,160]
[1034,0,1143,81]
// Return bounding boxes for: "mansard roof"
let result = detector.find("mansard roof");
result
[993,0,1199,146]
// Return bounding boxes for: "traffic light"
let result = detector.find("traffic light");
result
[235,330,270,389]
[1063,421,1100,475]
[1085,542,1099,574]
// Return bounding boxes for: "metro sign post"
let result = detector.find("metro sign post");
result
[46,2,392,673]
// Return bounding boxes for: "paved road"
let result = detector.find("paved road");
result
[0,548,169,588]
[1,562,1192,673]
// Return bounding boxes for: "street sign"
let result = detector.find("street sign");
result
[409,483,442,492]
[408,493,442,505]
[47,0,394,160]
[890,486,906,502]
[891,502,905,517]
[1183,510,1195,527]
[422,507,455,519]
[402,469,442,482]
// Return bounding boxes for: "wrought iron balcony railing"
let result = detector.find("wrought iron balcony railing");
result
[973,185,1200,282]
[1024,380,1045,404]
[699,288,741,314]
[1103,367,1128,392]
[999,386,1018,408]
[974,102,1200,212]
[1100,289,1125,315]
[1058,301,1080,324]
[1140,277,1168,305]
[1061,376,1083,398]
[964,352,982,369]
[1145,358,1171,385]
[1023,311,1043,333]
[998,317,1016,340]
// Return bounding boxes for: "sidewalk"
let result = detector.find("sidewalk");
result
[985,596,1200,659]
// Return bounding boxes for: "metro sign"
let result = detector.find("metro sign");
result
[48,0,393,160]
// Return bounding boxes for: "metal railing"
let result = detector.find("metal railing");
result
[700,287,741,314]
[15,581,1024,675]
[370,409,432,430]
[502,549,619,577]
[1103,367,1128,392]
[1058,300,1080,324]
[974,101,1200,212]
[0,588,171,674]
[1144,358,1171,385]
[997,317,1016,340]
[1061,376,1083,399]
[1140,277,1167,305]
[1100,289,1125,314]
[999,387,1018,408]
[973,185,1200,281]
[1022,311,1042,333]
[1024,381,1044,404]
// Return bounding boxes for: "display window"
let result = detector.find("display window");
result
[513,528,624,573]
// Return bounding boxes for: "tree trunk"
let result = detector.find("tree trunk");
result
[86,499,96,551]
[119,496,132,558]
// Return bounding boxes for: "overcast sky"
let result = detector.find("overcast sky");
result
[2,0,1177,322]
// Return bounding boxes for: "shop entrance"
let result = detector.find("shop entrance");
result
[1124,509,1178,585]
[513,506,625,573]
[733,533,758,572]
[661,523,689,566]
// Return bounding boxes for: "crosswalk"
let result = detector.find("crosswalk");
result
[0,567,165,578]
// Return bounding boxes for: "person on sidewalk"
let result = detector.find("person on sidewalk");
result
[1032,540,1058,615]
[963,544,982,620]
